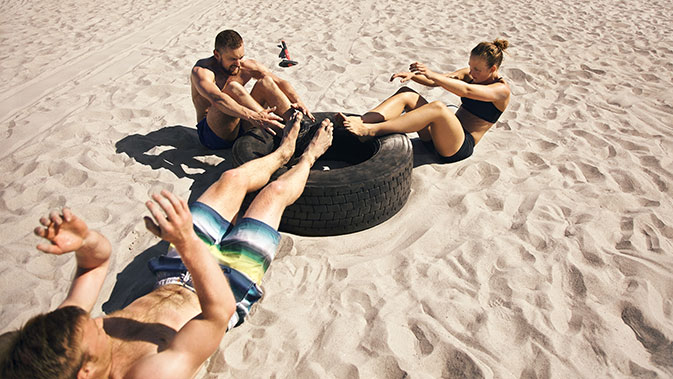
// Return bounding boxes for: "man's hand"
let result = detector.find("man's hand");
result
[390,71,415,83]
[144,190,199,250]
[248,107,285,135]
[34,208,112,310]
[291,102,315,122]
[34,208,89,255]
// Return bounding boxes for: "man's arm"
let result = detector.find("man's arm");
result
[126,190,236,379]
[191,66,257,120]
[191,66,283,129]
[34,208,111,312]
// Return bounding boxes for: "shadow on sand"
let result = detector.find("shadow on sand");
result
[102,240,169,313]
[114,125,237,202]
[104,125,236,312]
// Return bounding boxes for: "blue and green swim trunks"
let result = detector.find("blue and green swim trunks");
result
[148,201,280,330]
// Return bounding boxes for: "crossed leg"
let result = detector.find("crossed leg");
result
[340,86,465,157]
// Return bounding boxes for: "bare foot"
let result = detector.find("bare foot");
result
[304,118,334,164]
[338,113,374,141]
[277,111,302,163]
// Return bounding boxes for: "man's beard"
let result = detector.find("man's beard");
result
[225,65,240,75]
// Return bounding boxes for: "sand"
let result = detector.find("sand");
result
[1,0,673,377]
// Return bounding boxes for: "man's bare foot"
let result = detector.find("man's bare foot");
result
[337,113,374,141]
[304,118,334,164]
[277,112,302,164]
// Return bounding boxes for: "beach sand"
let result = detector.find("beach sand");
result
[1,0,672,377]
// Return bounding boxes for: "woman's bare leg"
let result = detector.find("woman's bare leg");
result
[344,101,466,157]
[340,86,433,140]
[361,86,429,122]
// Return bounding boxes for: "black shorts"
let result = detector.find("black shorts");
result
[425,128,475,163]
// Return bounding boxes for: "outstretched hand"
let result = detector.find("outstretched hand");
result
[144,190,197,249]
[409,61,437,80]
[291,102,315,122]
[390,71,414,83]
[250,107,284,135]
[34,208,89,255]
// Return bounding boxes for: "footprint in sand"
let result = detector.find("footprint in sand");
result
[522,151,550,170]
[566,265,587,298]
[621,305,673,367]
[576,162,605,182]
[608,168,638,193]
[48,162,89,188]
[409,322,434,356]
[444,349,484,378]
[488,295,514,322]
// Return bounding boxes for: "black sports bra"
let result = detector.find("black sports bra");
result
[460,78,504,123]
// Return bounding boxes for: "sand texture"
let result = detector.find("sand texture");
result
[1,0,672,377]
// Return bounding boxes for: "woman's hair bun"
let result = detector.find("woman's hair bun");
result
[493,39,509,51]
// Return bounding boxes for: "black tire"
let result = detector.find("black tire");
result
[232,112,412,236]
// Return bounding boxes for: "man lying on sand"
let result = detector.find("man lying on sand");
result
[191,29,315,150]
[0,112,333,378]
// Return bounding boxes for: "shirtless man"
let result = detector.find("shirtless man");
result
[0,112,333,378]
[191,29,314,149]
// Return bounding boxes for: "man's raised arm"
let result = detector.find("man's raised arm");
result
[127,190,236,379]
[34,208,112,312]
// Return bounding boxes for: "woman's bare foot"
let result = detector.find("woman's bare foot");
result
[304,118,334,165]
[277,111,302,164]
[337,113,374,141]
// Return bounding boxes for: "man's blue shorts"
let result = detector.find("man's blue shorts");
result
[196,117,240,150]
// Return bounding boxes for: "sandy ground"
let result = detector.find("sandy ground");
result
[1,0,672,377]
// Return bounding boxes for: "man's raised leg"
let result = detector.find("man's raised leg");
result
[223,77,293,123]
[196,112,303,221]
[243,118,334,229]
[249,76,294,120]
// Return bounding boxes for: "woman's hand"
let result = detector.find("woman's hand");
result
[390,71,415,83]
[410,62,438,81]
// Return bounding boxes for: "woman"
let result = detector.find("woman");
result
[341,39,511,163]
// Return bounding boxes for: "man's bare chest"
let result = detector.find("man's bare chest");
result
[104,286,200,362]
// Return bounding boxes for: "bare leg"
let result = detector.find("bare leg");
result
[362,86,429,123]
[205,107,243,142]
[196,113,303,221]
[205,77,295,140]
[338,86,433,141]
[249,76,294,121]
[243,118,334,229]
[343,101,465,157]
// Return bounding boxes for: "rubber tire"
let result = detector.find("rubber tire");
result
[232,112,413,236]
